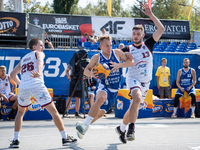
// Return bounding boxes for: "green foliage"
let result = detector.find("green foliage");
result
[53,0,79,14]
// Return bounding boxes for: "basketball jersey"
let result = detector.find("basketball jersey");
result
[127,43,153,82]
[19,51,44,88]
[98,49,122,92]
[0,75,11,95]
[180,68,193,88]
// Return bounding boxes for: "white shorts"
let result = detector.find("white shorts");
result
[18,84,52,107]
[1,94,14,102]
[126,77,150,103]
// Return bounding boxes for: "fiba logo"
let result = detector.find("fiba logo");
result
[117,99,123,110]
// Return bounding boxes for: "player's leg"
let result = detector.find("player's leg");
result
[189,87,196,118]
[89,93,95,106]
[171,89,182,118]
[7,95,18,120]
[75,90,107,137]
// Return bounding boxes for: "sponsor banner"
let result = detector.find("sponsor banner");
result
[29,13,92,35]
[0,11,26,36]
[92,16,135,38]
[135,19,190,40]
[0,49,96,96]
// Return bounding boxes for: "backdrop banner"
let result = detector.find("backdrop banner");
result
[0,11,26,36]
[29,13,92,35]
[135,19,190,40]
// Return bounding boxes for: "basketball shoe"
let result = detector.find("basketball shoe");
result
[115,126,127,144]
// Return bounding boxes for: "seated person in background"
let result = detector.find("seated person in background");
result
[89,29,98,44]
[44,32,54,49]
[118,43,125,50]
[81,33,89,48]
[100,28,106,37]
[0,65,18,120]
[85,77,97,106]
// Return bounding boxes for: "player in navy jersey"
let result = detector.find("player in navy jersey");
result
[171,58,196,118]
[75,35,135,139]
[115,3,165,143]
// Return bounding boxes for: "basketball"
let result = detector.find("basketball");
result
[93,63,110,79]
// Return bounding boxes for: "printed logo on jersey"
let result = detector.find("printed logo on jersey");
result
[5,83,8,86]
[39,93,47,101]
[135,61,148,69]
[117,99,123,110]
[187,74,192,78]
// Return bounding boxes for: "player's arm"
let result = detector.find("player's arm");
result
[176,69,183,91]
[84,54,99,78]
[30,51,45,78]
[110,49,135,72]
[190,69,196,88]
[142,3,165,42]
[0,93,8,102]
[9,77,17,94]
[10,62,21,85]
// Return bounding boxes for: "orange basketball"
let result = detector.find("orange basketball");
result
[93,63,110,79]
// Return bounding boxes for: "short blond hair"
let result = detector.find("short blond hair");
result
[162,58,167,62]
[98,35,112,44]
[132,24,144,32]
[0,65,6,70]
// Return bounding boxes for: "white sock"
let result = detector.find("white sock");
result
[191,107,195,113]
[83,115,94,126]
[14,132,20,141]
[120,123,127,132]
[173,107,177,114]
[60,130,68,139]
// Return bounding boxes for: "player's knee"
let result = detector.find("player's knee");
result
[96,97,106,105]
[132,96,141,104]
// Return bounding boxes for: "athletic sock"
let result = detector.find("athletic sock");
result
[191,107,195,113]
[60,130,68,139]
[173,107,177,114]
[83,115,94,126]
[120,123,127,132]
[14,132,20,141]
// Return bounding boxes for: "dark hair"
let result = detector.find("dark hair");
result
[132,24,144,32]
[29,38,42,50]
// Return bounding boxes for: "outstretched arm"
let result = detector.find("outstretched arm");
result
[142,3,165,42]
[10,62,21,85]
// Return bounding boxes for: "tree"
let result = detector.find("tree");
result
[130,0,148,18]
[53,0,79,14]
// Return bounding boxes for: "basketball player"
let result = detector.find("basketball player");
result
[75,35,135,139]
[9,38,77,148]
[171,58,196,118]
[0,65,18,120]
[115,3,165,143]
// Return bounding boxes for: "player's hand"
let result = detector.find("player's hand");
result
[91,67,99,79]
[141,3,152,17]
[30,71,41,78]
[125,52,133,60]
[2,95,9,103]
[9,92,14,95]
[180,88,185,92]
[187,86,191,91]
[110,61,119,72]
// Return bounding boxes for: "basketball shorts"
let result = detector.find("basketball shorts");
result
[176,86,196,96]
[94,83,118,113]
[126,77,150,103]
[18,84,52,107]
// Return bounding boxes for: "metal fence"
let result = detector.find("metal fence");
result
[27,23,45,48]
[193,31,200,48]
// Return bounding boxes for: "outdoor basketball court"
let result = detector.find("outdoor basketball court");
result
[0,113,200,150]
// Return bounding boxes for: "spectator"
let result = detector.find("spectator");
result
[118,43,125,50]
[171,58,196,118]
[44,32,54,49]
[155,58,171,99]
[100,28,106,37]
[89,29,98,44]
[0,65,18,120]
[81,33,89,48]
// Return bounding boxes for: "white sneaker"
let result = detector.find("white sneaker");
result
[76,131,83,139]
[171,112,177,118]
[191,112,195,118]
[75,121,88,135]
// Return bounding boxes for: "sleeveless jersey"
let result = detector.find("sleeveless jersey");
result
[98,49,122,92]
[0,75,11,95]
[19,51,44,88]
[180,68,193,88]
[127,43,153,82]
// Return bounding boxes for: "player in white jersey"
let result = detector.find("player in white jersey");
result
[0,65,18,120]
[115,3,165,143]
[9,38,77,148]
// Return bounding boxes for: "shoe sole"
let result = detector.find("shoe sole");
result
[77,131,83,139]
[10,145,19,148]
[76,125,85,135]
[127,136,135,141]
[62,141,77,146]
[115,127,126,144]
